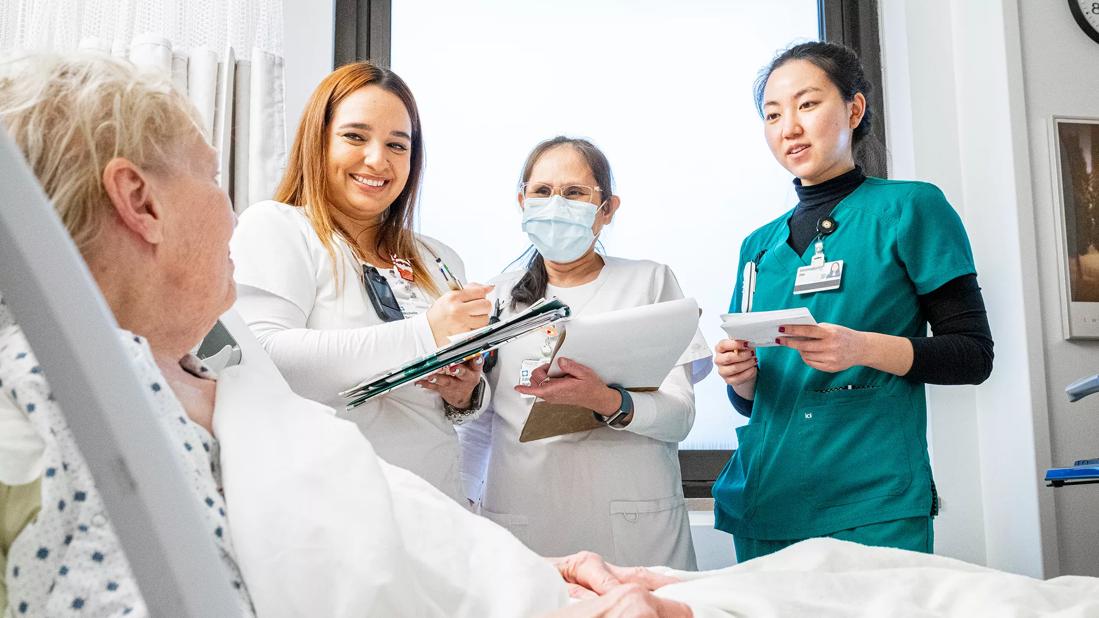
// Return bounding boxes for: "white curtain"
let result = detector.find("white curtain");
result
[0,0,288,213]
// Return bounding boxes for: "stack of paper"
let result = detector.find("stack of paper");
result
[521,298,701,442]
[546,297,701,388]
[719,307,816,347]
[340,298,570,409]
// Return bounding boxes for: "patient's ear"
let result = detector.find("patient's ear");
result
[101,157,164,244]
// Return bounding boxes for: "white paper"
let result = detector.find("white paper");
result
[719,307,816,347]
[547,297,700,388]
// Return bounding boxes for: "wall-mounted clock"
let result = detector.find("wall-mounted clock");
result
[1069,0,1099,44]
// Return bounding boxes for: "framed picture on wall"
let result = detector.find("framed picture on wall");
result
[1051,116,1099,339]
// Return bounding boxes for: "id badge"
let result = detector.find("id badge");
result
[793,260,844,295]
[518,359,544,399]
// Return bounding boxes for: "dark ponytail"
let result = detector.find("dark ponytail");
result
[754,41,885,174]
[509,136,615,311]
[509,251,550,312]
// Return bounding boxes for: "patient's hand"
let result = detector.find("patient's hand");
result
[543,583,693,618]
[549,551,680,599]
[546,552,692,617]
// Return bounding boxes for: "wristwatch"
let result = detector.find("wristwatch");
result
[443,376,486,424]
[593,384,633,429]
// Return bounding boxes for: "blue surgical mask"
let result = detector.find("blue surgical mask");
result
[521,195,600,263]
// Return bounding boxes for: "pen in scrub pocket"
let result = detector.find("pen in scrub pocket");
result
[436,257,463,291]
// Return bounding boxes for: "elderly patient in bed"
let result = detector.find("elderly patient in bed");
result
[4,52,1099,618]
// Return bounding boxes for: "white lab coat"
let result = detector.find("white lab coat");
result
[230,201,487,503]
[461,256,712,570]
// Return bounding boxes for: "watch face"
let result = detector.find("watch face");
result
[1070,0,1099,44]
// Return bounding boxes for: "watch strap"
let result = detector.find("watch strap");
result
[593,384,633,429]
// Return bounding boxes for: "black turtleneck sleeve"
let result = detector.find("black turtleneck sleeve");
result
[905,274,994,385]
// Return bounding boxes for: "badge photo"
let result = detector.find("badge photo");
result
[793,260,844,295]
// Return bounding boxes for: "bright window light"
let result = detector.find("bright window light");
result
[393,0,818,449]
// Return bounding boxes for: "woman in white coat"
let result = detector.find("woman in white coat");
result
[230,62,492,503]
[462,137,711,570]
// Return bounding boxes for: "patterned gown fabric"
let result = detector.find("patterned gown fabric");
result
[0,325,254,617]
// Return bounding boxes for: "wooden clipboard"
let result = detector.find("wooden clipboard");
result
[519,387,658,442]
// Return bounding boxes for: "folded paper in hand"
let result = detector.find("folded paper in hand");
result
[719,307,816,347]
[521,297,701,442]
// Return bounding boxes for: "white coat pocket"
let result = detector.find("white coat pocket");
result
[608,495,696,570]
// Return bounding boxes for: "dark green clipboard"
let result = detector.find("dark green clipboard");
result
[341,298,570,409]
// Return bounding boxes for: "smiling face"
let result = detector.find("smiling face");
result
[325,85,413,225]
[761,59,865,186]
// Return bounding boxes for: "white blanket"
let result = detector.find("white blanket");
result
[210,333,1099,618]
[656,538,1099,618]
[213,360,568,618]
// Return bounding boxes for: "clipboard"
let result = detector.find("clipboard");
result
[519,388,659,443]
[340,298,570,409]
[518,298,701,442]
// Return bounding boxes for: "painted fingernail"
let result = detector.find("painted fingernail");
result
[475,356,484,365]
[429,377,437,384]
[455,368,462,377]
[778,326,786,333]
[775,338,782,344]
[750,350,755,356]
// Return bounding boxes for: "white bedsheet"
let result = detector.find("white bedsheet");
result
[656,537,1099,618]
[213,360,568,618]
[209,320,1099,618]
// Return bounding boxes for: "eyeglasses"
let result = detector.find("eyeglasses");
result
[519,182,603,204]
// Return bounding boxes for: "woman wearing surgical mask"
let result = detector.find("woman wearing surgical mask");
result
[230,62,491,504]
[460,137,711,570]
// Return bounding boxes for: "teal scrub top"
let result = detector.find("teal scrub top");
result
[712,178,977,540]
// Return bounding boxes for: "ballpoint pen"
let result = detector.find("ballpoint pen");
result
[436,257,463,291]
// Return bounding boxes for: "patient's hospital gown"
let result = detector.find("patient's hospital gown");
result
[0,326,255,617]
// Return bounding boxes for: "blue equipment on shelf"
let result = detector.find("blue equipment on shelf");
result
[1045,458,1099,487]
[1045,375,1099,488]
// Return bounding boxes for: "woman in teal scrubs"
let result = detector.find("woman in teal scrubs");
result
[711,42,994,562]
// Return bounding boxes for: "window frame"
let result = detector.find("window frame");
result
[334,0,886,496]
[334,0,391,68]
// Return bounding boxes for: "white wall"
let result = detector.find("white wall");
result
[281,0,335,141]
[880,0,1058,578]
